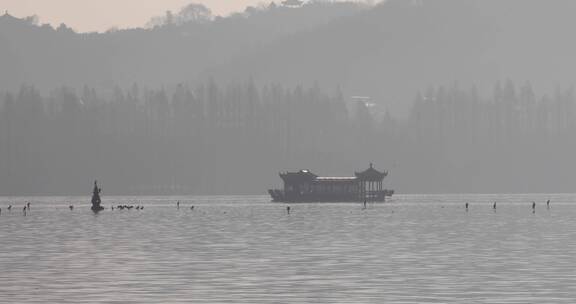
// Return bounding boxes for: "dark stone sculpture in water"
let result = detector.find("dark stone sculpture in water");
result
[91,180,104,212]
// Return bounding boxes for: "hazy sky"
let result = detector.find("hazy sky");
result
[0,0,272,32]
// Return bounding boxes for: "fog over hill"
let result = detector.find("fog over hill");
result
[3,0,576,195]
[0,1,368,96]
[3,0,576,115]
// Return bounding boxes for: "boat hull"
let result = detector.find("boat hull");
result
[268,189,394,202]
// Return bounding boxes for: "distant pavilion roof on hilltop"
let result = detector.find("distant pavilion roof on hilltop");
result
[355,163,388,181]
[282,0,304,7]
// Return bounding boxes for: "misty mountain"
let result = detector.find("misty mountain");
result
[5,0,576,195]
[0,1,368,94]
[207,0,576,115]
[3,0,576,115]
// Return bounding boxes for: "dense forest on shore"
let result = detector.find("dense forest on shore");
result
[2,80,575,195]
[0,81,380,195]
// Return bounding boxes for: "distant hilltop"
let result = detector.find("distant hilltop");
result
[3,1,576,115]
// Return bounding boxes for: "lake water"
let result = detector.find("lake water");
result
[1,194,575,303]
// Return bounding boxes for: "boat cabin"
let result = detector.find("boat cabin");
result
[269,164,393,202]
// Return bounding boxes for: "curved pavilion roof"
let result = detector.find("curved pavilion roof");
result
[354,163,388,181]
[280,169,317,183]
[280,165,388,184]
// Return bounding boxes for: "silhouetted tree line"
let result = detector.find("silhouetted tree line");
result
[401,80,576,193]
[0,81,389,195]
[3,79,576,195]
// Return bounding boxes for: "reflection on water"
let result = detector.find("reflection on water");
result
[1,194,576,303]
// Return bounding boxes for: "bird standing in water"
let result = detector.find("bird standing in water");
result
[493,202,497,210]
[465,202,469,211]
[532,201,536,213]
[286,206,291,215]
[547,200,550,209]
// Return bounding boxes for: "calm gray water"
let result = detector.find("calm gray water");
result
[1,194,575,303]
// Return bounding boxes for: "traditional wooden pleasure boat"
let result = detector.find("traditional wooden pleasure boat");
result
[268,163,393,202]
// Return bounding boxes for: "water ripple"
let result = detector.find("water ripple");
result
[1,194,575,303]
